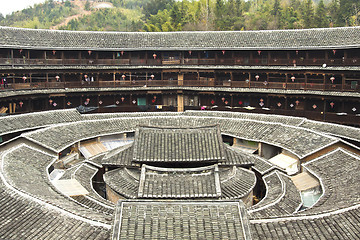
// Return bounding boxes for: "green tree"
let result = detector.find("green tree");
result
[272,0,281,16]
[215,0,225,30]
[85,1,91,11]
[143,0,174,18]
[328,0,339,26]
[235,0,243,17]
[337,0,360,26]
[170,3,182,26]
[302,0,315,28]
[315,0,329,28]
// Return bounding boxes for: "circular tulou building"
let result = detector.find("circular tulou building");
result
[0,26,360,240]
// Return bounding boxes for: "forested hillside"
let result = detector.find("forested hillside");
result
[0,0,359,32]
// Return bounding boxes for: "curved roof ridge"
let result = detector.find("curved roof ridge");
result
[1,25,360,34]
[1,26,360,50]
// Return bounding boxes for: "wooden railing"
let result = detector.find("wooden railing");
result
[2,57,359,67]
[1,80,358,92]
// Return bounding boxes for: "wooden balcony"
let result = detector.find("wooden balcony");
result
[1,80,358,93]
[1,57,360,67]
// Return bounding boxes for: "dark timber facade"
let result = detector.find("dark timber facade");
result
[0,26,360,126]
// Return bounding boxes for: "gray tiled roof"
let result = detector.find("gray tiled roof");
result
[132,125,225,163]
[138,164,221,199]
[72,163,115,212]
[299,119,360,143]
[0,109,82,136]
[0,181,110,239]
[249,171,302,219]
[185,110,305,126]
[112,200,252,240]
[103,167,140,199]
[2,144,111,224]
[1,26,360,50]
[252,156,277,175]
[102,143,138,167]
[21,115,339,158]
[251,206,360,239]
[59,161,83,180]
[220,145,256,166]
[248,171,283,212]
[298,148,360,215]
[220,167,256,199]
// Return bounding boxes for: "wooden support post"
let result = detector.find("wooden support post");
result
[11,49,14,67]
[178,74,184,86]
[177,93,184,112]
[258,142,263,157]
[342,74,345,91]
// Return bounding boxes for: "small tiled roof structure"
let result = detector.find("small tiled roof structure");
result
[112,200,252,240]
[103,167,140,199]
[297,148,360,215]
[1,26,360,51]
[132,125,225,163]
[220,166,257,199]
[137,164,222,199]
[220,144,256,166]
[250,206,360,239]
[71,163,115,213]
[101,143,138,167]
[249,171,302,219]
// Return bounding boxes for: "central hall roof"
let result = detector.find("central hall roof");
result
[0,26,360,51]
[132,125,225,163]
[137,164,221,199]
